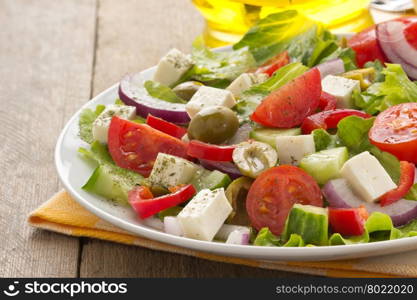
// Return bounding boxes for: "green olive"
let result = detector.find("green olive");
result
[232,140,278,178]
[172,81,203,101]
[225,176,253,224]
[188,106,239,144]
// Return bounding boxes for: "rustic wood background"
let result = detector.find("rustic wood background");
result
[0,0,405,277]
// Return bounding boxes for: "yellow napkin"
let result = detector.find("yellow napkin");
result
[28,190,417,277]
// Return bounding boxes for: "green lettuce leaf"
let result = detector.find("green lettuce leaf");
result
[78,104,105,144]
[354,64,417,114]
[144,80,186,103]
[233,10,317,64]
[253,227,280,246]
[184,37,256,88]
[282,234,305,247]
[329,212,417,246]
[233,10,356,70]
[405,184,417,201]
[234,62,308,122]
[312,129,341,151]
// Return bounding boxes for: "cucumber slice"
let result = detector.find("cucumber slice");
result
[191,169,232,191]
[299,147,348,185]
[82,165,140,205]
[249,128,301,148]
[282,204,328,246]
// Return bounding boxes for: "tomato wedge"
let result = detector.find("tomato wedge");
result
[347,25,387,68]
[369,103,417,163]
[108,117,188,176]
[329,206,368,236]
[251,68,321,128]
[129,184,196,219]
[318,91,337,111]
[146,114,187,139]
[379,161,415,207]
[246,165,323,235]
[255,51,290,77]
[187,140,235,162]
[404,21,417,51]
[301,109,372,134]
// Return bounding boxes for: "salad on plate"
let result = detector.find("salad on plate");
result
[77,11,417,248]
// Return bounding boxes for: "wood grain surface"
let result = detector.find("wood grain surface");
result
[1,0,408,278]
[0,0,96,277]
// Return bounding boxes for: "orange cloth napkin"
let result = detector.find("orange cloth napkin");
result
[28,190,417,277]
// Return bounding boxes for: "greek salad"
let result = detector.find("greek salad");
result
[77,11,417,247]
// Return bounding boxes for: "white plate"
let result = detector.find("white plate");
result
[55,49,417,262]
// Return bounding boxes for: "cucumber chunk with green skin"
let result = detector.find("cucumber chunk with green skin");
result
[249,128,301,148]
[191,169,232,191]
[79,141,144,205]
[299,147,348,185]
[82,164,141,205]
[282,204,328,246]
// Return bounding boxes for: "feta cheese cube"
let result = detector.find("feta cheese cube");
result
[177,188,232,241]
[148,153,198,188]
[226,73,268,98]
[321,75,360,108]
[92,105,136,144]
[275,135,315,165]
[185,86,236,118]
[152,48,193,86]
[340,151,397,203]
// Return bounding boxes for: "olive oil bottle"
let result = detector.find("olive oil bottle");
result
[192,0,373,46]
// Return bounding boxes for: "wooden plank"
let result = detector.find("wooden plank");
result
[80,0,313,277]
[0,0,97,277]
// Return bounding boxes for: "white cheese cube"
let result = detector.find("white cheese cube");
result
[92,105,136,144]
[226,73,268,98]
[185,86,236,118]
[321,75,360,108]
[152,48,193,86]
[340,151,397,203]
[177,188,232,241]
[148,153,198,188]
[275,135,315,165]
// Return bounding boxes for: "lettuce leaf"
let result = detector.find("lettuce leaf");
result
[354,64,417,114]
[233,10,356,70]
[78,104,106,144]
[253,227,280,246]
[184,37,256,88]
[144,80,186,103]
[329,212,417,246]
[234,62,308,121]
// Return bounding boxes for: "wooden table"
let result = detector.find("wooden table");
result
[1,0,410,278]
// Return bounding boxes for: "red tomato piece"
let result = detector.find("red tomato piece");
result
[329,207,368,236]
[187,140,235,162]
[256,51,290,77]
[369,103,417,163]
[379,161,415,207]
[146,114,187,139]
[347,26,387,67]
[246,165,323,235]
[251,68,321,128]
[108,117,188,176]
[301,109,372,134]
[404,21,417,51]
[318,91,337,111]
[129,184,196,219]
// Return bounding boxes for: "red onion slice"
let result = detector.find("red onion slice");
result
[199,159,242,179]
[315,58,345,79]
[323,178,417,226]
[226,123,252,145]
[225,230,250,245]
[119,73,190,124]
[377,20,417,80]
